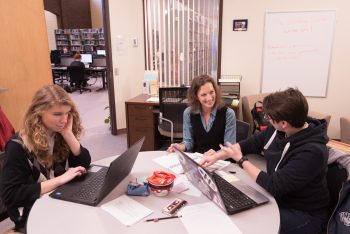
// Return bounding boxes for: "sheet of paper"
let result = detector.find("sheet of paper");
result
[174,175,202,197]
[146,97,159,102]
[215,170,240,183]
[179,202,242,234]
[153,152,230,175]
[101,195,153,226]
[152,153,183,174]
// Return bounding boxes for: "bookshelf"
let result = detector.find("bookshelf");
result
[55,28,105,54]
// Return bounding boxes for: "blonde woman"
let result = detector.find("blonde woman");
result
[1,85,91,232]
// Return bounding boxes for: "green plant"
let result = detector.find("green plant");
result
[104,106,110,124]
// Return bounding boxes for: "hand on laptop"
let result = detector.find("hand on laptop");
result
[166,143,185,153]
[60,166,87,184]
[199,150,222,167]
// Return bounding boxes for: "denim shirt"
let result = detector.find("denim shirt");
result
[181,106,236,152]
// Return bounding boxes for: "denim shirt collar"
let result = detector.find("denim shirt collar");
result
[194,106,218,118]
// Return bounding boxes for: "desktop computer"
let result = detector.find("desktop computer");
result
[97,50,106,56]
[81,54,93,64]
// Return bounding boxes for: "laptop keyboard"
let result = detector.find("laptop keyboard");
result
[213,174,256,211]
[72,167,108,201]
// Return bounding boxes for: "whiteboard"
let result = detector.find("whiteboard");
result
[261,10,336,97]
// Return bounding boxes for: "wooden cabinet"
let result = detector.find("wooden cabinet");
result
[125,94,159,151]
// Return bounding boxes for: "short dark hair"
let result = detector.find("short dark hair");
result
[74,52,81,60]
[263,88,308,128]
[187,75,223,112]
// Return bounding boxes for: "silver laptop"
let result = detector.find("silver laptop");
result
[174,147,269,214]
[49,137,145,206]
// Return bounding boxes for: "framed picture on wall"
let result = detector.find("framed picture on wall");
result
[233,19,248,31]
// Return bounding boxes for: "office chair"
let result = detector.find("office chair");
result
[0,151,9,222]
[67,66,91,94]
[236,120,250,142]
[158,87,189,144]
[326,162,347,215]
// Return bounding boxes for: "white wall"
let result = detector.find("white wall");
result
[108,0,350,139]
[90,0,103,28]
[221,0,350,139]
[44,10,58,51]
[108,0,145,129]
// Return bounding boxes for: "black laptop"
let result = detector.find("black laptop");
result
[174,147,269,214]
[49,137,145,206]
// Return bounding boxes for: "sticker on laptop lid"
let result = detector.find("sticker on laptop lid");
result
[89,165,103,173]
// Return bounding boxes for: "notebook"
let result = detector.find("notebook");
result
[174,147,269,214]
[49,137,145,206]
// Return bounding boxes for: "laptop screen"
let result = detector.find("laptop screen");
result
[174,148,226,211]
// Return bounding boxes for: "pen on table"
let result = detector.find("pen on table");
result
[144,215,182,222]
[228,171,236,174]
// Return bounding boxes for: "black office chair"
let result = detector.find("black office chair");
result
[326,162,347,215]
[67,66,91,94]
[158,87,189,144]
[236,120,250,142]
[0,151,9,222]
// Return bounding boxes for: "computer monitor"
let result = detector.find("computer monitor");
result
[60,57,75,67]
[96,50,106,56]
[81,54,93,64]
[50,50,61,65]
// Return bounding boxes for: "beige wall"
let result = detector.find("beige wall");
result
[90,0,103,28]
[108,0,145,129]
[221,0,350,139]
[108,1,349,139]
[0,0,52,130]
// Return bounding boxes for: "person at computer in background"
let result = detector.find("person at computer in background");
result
[1,85,91,232]
[200,88,329,234]
[69,52,88,87]
[167,75,236,153]
[70,52,85,69]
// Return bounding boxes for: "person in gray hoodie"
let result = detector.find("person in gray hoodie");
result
[201,88,329,234]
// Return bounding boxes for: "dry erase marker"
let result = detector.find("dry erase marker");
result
[144,215,182,222]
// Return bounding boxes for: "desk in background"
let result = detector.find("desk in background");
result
[125,94,239,151]
[27,152,279,234]
[125,94,160,151]
[52,66,107,91]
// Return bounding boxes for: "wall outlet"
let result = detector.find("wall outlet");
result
[132,37,138,47]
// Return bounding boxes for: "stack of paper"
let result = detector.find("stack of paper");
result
[101,195,153,226]
[153,152,230,175]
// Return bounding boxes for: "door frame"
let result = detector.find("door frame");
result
[102,0,117,135]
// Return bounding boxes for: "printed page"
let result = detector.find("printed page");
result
[179,202,242,234]
[101,195,153,226]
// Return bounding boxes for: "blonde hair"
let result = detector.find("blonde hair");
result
[20,85,83,167]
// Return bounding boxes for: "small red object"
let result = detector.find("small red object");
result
[147,171,176,186]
